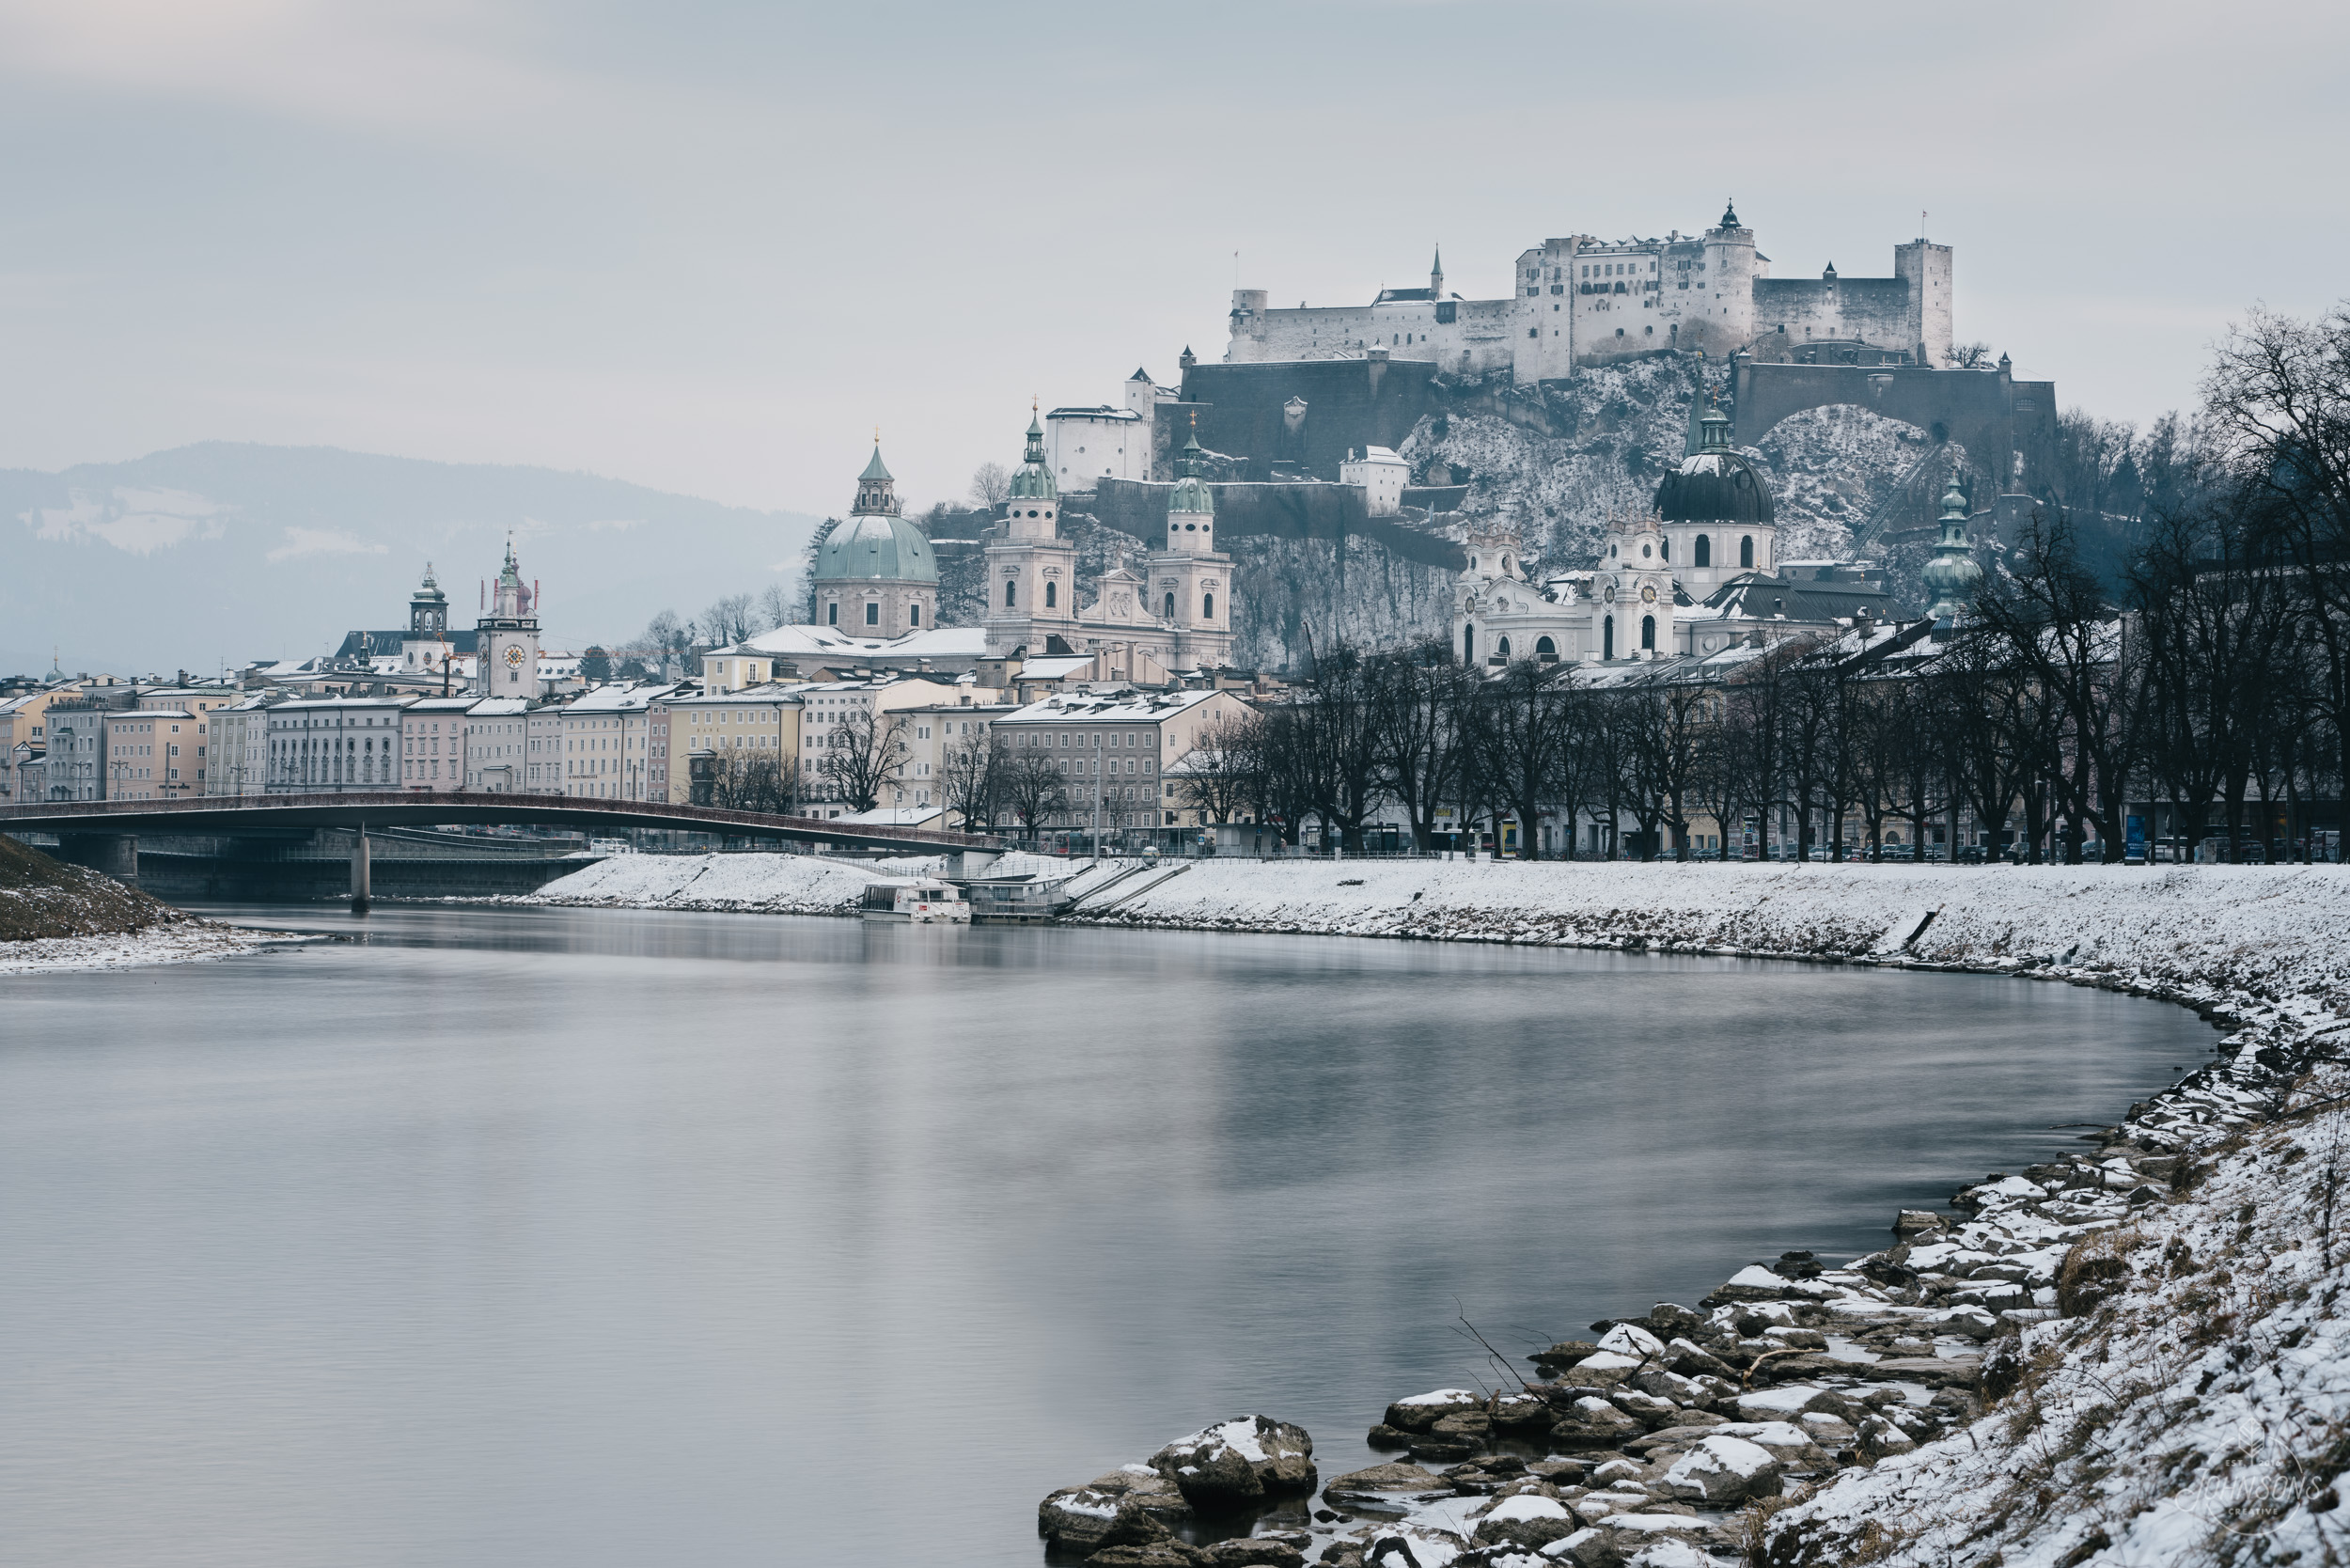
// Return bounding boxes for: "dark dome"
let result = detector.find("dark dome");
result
[1653,450,1775,525]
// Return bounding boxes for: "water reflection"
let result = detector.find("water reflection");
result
[0,903,2216,1568]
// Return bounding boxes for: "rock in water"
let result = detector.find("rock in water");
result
[1151,1415,1317,1512]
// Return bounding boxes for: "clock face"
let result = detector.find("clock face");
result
[504,646,525,667]
[1641,584,1658,604]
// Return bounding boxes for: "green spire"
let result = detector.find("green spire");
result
[1167,416,1214,521]
[1009,400,1057,502]
[1921,460,1984,622]
[859,440,892,483]
[853,435,900,515]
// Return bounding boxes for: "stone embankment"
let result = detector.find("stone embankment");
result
[1042,861,2350,1567]
[0,832,258,971]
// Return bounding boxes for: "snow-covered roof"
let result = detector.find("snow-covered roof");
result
[1347,446,1406,466]
[742,624,987,662]
[997,687,1228,726]
[1045,404,1142,423]
[564,682,680,713]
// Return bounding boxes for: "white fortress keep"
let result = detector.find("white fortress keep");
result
[1225,206,1953,382]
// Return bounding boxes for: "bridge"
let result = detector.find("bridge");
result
[0,792,1008,910]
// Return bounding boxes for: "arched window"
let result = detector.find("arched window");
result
[1695,534,1711,568]
[1640,614,1656,651]
[865,602,879,626]
[1004,580,1017,607]
[1164,591,1175,619]
[1740,535,1755,569]
[1045,581,1058,608]
[1203,592,1214,619]
[1464,623,1475,664]
[1536,635,1558,664]
[1603,616,1615,660]
[1660,537,1669,560]
[1496,635,1512,662]
[909,603,920,626]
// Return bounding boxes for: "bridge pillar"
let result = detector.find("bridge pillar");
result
[54,833,139,886]
[350,825,371,914]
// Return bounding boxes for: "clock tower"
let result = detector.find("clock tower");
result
[475,537,542,694]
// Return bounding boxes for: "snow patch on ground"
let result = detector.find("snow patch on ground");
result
[524,850,1077,916]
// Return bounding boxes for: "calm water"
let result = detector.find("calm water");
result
[0,903,2216,1566]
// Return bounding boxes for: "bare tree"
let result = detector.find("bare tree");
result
[757,582,795,633]
[817,707,910,812]
[699,593,759,648]
[705,751,795,813]
[941,732,1005,832]
[997,750,1068,843]
[969,463,1011,509]
[1173,710,1267,826]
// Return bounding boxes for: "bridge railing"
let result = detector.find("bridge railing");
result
[0,790,1008,852]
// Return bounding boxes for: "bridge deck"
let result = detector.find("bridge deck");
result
[0,791,1003,855]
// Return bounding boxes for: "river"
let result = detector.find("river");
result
[0,902,2216,1566]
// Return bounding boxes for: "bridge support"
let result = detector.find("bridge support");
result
[350,825,370,914]
[947,850,1000,880]
[54,833,138,886]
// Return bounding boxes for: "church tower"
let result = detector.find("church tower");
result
[982,405,1080,657]
[1146,422,1235,670]
[403,562,452,674]
[475,537,541,693]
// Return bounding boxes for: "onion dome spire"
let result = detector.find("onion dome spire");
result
[1009,399,1057,501]
[1922,461,1985,623]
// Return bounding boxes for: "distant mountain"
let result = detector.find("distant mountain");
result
[0,443,822,676]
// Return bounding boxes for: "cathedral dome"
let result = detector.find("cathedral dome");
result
[815,511,937,584]
[1653,406,1774,525]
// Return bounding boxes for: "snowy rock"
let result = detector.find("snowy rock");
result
[1852,1416,1917,1464]
[1384,1389,1485,1433]
[1152,1416,1316,1512]
[1548,1396,1642,1449]
[1658,1435,1782,1504]
[1322,1462,1451,1514]
[1595,1323,1666,1359]
[1364,1521,1471,1568]
[1471,1494,1579,1550]
[1558,1349,1646,1384]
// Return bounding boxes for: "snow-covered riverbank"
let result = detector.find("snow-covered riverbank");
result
[521,849,1071,915]
[0,921,268,974]
[522,851,2350,1565]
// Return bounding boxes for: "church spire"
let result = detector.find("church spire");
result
[1431,243,1444,297]
[1921,461,1984,623]
[1009,398,1057,504]
[854,435,899,516]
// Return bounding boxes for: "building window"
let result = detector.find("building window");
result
[1496,635,1511,662]
[910,603,920,626]
[1603,616,1615,660]
[827,603,838,625]
[1463,623,1474,664]
[1005,580,1017,607]
[1741,535,1755,568]
[1045,581,1058,608]
[865,602,879,626]
[1641,615,1656,651]
[1202,592,1214,619]
[1695,534,1711,568]
[1536,635,1558,665]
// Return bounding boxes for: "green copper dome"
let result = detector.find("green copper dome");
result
[817,440,935,584]
[1010,407,1056,501]
[814,513,937,585]
[1167,429,1214,517]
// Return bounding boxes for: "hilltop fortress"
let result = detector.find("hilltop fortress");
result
[1226,203,1952,380]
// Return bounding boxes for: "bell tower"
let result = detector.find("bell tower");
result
[475,536,542,694]
[983,403,1080,657]
[1146,420,1235,670]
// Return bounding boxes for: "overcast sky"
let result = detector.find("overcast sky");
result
[2,1,2342,515]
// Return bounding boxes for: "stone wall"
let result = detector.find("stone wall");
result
[1171,358,1449,481]
[1733,359,2060,495]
